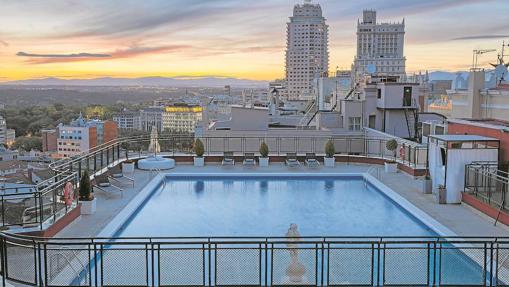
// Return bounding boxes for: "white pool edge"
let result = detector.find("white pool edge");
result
[98,172,457,238]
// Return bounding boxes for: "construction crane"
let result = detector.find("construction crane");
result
[472,49,496,69]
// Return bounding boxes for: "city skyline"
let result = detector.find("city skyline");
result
[1,0,508,82]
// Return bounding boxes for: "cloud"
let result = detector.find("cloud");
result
[452,35,509,41]
[17,51,111,58]
[0,40,8,47]
[19,45,191,64]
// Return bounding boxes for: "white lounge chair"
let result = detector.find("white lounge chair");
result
[243,153,256,166]
[305,153,320,168]
[222,152,235,166]
[285,153,301,168]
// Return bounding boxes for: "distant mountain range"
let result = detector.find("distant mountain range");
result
[1,76,269,88]
[1,71,472,88]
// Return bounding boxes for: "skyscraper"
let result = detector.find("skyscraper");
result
[353,10,406,79]
[285,0,329,101]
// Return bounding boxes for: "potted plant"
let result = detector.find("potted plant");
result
[437,184,447,204]
[79,170,96,215]
[422,173,432,194]
[122,159,135,175]
[324,140,336,168]
[259,142,269,167]
[385,139,398,173]
[193,138,205,167]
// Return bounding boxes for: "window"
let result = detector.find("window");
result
[377,89,382,99]
[368,115,376,129]
[348,117,362,131]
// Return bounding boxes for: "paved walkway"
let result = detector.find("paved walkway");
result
[56,163,509,238]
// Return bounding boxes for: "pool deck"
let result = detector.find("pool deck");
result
[56,163,509,238]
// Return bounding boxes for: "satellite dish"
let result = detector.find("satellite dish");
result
[366,64,376,74]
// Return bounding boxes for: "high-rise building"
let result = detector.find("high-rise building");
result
[285,0,329,101]
[353,10,406,79]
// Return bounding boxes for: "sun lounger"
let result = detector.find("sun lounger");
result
[305,153,320,168]
[93,174,123,197]
[222,152,235,166]
[285,153,301,168]
[108,165,134,187]
[243,153,256,166]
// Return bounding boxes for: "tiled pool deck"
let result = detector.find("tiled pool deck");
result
[56,163,509,238]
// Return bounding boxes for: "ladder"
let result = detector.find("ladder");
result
[404,99,418,139]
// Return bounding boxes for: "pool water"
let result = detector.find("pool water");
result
[117,176,435,237]
[82,176,490,286]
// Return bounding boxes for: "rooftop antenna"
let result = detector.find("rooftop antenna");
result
[472,49,496,70]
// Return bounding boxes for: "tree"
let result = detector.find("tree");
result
[194,139,204,157]
[386,139,398,160]
[259,142,269,158]
[12,136,42,152]
[325,140,335,158]
[79,170,93,201]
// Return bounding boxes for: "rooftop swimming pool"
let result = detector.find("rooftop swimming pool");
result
[84,173,490,286]
[114,175,437,237]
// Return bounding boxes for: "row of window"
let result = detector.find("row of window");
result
[60,136,83,140]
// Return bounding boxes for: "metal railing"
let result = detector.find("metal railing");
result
[0,172,78,229]
[49,135,428,178]
[464,162,509,210]
[0,134,427,231]
[1,234,509,286]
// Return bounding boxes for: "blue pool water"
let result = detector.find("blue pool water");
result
[117,176,435,237]
[81,176,491,286]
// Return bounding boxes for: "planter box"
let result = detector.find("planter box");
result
[259,157,269,167]
[81,198,97,215]
[435,188,447,204]
[384,162,398,173]
[122,162,135,175]
[324,157,335,168]
[194,157,205,167]
[422,178,432,194]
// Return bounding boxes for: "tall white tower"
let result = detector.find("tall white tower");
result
[285,0,329,101]
[353,10,406,79]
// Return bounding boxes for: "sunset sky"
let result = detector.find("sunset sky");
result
[0,0,508,81]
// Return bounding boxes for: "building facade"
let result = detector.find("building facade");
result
[285,0,329,101]
[41,129,58,152]
[0,116,16,147]
[353,10,405,79]
[113,111,142,131]
[163,105,203,134]
[140,108,164,132]
[56,114,118,157]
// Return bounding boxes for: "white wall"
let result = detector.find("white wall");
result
[445,149,498,203]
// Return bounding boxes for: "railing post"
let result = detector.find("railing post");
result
[1,236,6,287]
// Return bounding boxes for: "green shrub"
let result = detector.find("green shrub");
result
[259,142,269,157]
[194,138,204,157]
[79,170,93,201]
[325,140,335,158]
[386,139,398,158]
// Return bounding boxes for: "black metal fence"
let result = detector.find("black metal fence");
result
[464,162,509,210]
[0,172,78,229]
[1,235,509,286]
[49,135,428,179]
